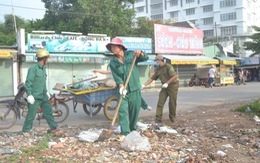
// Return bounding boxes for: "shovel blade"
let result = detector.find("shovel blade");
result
[97,129,113,141]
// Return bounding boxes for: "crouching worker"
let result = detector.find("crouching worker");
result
[22,49,59,137]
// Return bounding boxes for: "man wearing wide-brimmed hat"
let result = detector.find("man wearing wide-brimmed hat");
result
[106,37,149,136]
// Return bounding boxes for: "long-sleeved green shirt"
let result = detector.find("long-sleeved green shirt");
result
[109,50,149,92]
[25,62,48,100]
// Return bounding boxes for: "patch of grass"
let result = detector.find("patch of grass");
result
[4,134,59,162]
[235,99,260,117]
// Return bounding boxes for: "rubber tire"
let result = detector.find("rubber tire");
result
[0,104,17,129]
[53,102,69,123]
[83,104,102,116]
[188,82,194,87]
[103,96,119,121]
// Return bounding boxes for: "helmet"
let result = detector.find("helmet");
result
[106,38,127,52]
[36,49,50,58]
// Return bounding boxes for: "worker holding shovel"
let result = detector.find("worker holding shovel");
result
[106,38,149,136]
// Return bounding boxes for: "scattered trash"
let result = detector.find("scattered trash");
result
[217,150,226,157]
[114,126,121,133]
[222,144,234,148]
[121,131,151,152]
[245,106,251,112]
[0,149,22,155]
[156,126,178,134]
[253,115,260,124]
[48,141,57,148]
[78,129,103,142]
[136,121,150,131]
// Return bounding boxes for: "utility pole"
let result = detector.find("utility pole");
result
[215,22,218,43]
[11,0,17,33]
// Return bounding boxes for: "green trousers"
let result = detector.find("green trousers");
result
[22,99,58,132]
[118,90,141,136]
[141,97,148,110]
[156,84,179,121]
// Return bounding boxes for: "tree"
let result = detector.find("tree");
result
[243,25,260,55]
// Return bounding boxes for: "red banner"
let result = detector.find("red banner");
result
[154,24,204,54]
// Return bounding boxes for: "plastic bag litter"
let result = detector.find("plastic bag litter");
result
[78,129,103,142]
[137,121,150,131]
[156,126,178,134]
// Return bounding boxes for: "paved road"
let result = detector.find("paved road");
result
[1,82,260,133]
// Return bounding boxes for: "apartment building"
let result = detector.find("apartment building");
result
[130,0,260,57]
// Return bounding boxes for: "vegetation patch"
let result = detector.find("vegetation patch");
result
[235,99,260,117]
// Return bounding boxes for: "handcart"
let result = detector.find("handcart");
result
[68,87,118,121]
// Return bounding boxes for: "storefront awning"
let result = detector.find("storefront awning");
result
[163,55,219,65]
[0,51,14,59]
[214,57,239,65]
[24,53,109,63]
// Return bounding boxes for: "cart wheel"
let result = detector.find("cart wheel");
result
[104,96,119,121]
[83,104,102,116]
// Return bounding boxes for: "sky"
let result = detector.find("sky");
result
[0,0,45,22]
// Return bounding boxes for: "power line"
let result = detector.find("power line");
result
[0,3,45,11]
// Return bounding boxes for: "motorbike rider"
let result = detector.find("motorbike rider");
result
[22,49,59,136]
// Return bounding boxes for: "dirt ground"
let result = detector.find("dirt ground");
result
[0,99,259,162]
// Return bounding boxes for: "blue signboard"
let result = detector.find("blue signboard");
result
[117,36,152,53]
[27,34,110,53]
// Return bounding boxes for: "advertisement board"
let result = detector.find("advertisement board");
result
[117,36,152,53]
[154,24,203,54]
[27,34,110,53]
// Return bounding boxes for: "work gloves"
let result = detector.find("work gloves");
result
[27,95,35,104]
[119,86,127,97]
[162,83,168,88]
[147,106,152,111]
[46,92,51,99]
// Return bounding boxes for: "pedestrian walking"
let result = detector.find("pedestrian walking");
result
[208,65,216,88]
[142,55,179,123]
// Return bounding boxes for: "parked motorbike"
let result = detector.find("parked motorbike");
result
[0,83,70,129]
[189,73,210,88]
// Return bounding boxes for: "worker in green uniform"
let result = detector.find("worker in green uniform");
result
[142,55,179,123]
[106,38,149,136]
[93,69,152,111]
[22,49,59,136]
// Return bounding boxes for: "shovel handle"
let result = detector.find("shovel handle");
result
[111,55,137,126]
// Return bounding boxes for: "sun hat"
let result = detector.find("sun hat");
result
[154,55,164,61]
[106,38,127,52]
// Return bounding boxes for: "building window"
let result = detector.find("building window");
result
[151,14,163,21]
[136,0,144,2]
[186,0,195,3]
[204,30,214,37]
[203,5,213,12]
[151,3,163,10]
[220,12,236,21]
[136,6,145,13]
[220,0,236,8]
[203,17,213,25]
[169,0,178,6]
[169,11,178,19]
[221,26,237,36]
[186,8,195,15]
[189,19,196,25]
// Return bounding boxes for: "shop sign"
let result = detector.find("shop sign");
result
[171,60,219,65]
[117,37,152,53]
[25,54,109,63]
[154,24,203,54]
[0,51,13,58]
[27,33,110,53]
[222,60,237,65]
[220,77,234,84]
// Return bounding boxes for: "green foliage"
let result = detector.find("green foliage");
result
[235,99,260,117]
[243,26,260,54]
[3,134,59,162]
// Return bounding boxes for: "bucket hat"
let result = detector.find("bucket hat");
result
[106,38,127,52]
